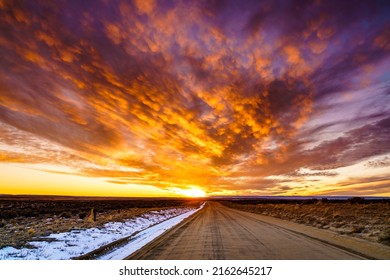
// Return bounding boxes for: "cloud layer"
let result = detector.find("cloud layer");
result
[0,0,389,196]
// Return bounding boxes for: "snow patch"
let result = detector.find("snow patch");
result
[99,203,204,260]
[0,205,203,260]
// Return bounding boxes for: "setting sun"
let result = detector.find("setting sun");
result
[174,187,207,198]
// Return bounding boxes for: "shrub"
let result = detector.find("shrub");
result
[78,212,87,219]
[378,231,390,246]
[60,212,72,219]
[350,226,365,233]
[23,209,35,217]
[348,197,365,204]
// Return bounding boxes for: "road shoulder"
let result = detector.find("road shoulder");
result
[227,206,390,260]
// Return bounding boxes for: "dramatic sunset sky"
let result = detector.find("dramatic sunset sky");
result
[0,0,389,197]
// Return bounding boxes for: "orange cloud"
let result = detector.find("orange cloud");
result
[134,0,156,15]
[0,0,389,197]
[308,40,327,54]
[316,26,335,40]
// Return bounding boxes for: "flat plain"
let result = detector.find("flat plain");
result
[1,196,389,260]
[0,196,201,249]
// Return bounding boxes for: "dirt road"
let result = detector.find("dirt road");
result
[126,202,390,260]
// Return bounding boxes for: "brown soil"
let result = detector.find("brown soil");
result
[222,201,390,246]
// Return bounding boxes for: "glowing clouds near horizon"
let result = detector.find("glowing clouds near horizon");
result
[170,187,207,198]
[0,0,389,197]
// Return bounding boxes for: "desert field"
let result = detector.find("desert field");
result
[0,197,202,250]
[221,198,390,246]
[1,197,389,260]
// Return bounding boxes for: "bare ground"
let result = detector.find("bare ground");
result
[221,201,390,246]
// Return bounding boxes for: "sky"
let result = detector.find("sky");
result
[0,0,389,197]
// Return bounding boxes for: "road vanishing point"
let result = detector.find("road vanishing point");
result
[126,202,390,260]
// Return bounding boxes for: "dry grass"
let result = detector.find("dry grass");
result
[0,199,202,249]
[222,201,390,246]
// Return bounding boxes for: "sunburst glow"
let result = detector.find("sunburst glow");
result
[174,187,207,198]
[0,0,389,197]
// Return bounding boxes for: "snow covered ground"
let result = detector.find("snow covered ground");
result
[0,204,204,260]
[98,205,203,260]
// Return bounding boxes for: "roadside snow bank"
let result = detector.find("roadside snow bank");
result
[98,203,205,260]
[0,205,203,260]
